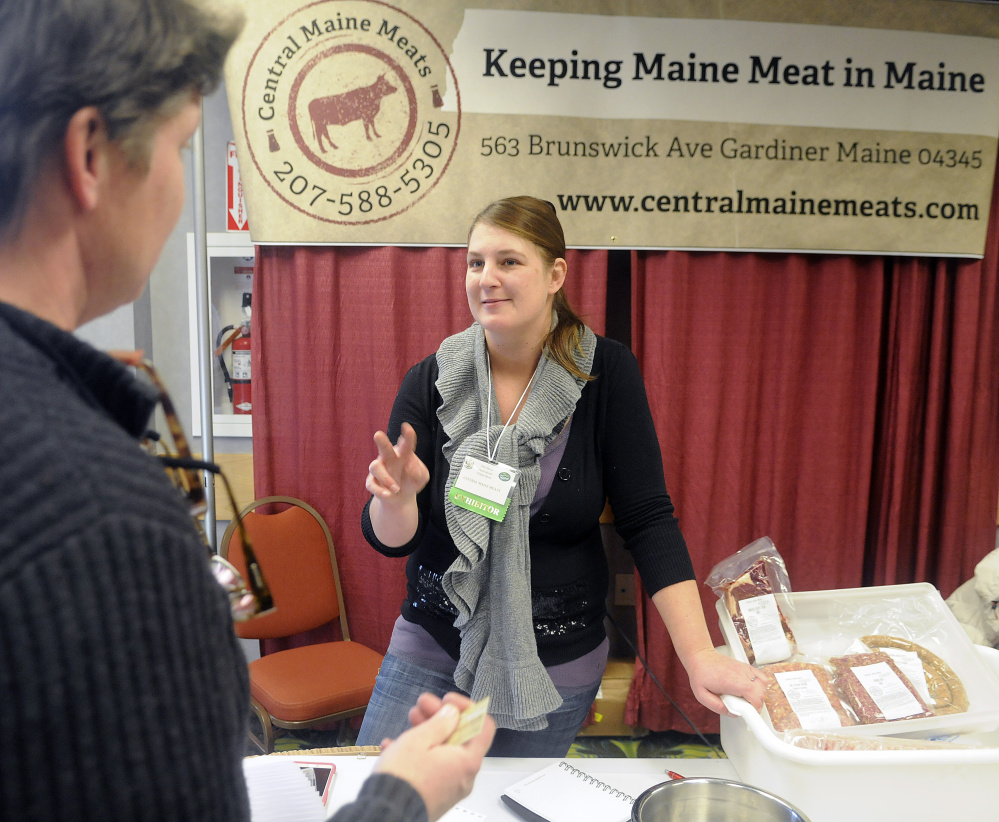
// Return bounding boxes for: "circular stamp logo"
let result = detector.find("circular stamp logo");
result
[241,0,460,225]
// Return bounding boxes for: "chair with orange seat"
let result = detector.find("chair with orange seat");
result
[221,495,384,753]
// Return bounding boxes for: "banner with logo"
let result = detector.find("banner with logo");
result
[223,0,999,255]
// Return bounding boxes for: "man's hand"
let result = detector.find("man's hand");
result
[374,692,495,822]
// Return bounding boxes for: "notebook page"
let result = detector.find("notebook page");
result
[243,757,326,822]
[501,761,633,822]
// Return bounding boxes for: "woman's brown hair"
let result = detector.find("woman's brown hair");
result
[468,196,594,381]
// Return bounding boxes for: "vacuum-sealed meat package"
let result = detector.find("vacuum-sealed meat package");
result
[707,536,797,665]
[783,729,975,752]
[761,661,856,731]
[829,650,935,724]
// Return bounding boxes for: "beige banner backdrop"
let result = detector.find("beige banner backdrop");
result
[223,0,999,255]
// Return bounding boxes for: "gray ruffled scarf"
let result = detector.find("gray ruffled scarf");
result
[436,321,596,730]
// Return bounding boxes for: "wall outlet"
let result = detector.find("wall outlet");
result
[614,573,635,606]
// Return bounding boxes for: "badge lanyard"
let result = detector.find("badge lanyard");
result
[447,354,538,522]
[485,353,536,462]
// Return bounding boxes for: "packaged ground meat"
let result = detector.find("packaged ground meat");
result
[706,537,797,665]
[761,661,856,732]
[784,729,975,751]
[830,650,935,724]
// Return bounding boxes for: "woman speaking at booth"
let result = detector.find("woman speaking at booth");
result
[358,195,766,756]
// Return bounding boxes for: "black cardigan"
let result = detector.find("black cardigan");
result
[362,334,695,666]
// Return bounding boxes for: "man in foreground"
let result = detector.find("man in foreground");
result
[0,2,493,820]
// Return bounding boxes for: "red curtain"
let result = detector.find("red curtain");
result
[625,176,999,734]
[867,254,999,589]
[251,245,608,653]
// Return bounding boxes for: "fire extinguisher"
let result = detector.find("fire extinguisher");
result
[231,293,252,414]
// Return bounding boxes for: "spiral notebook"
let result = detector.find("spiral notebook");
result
[500,761,634,822]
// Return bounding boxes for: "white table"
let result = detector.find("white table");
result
[456,757,737,820]
[286,753,738,821]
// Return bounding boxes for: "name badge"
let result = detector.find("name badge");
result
[448,456,519,522]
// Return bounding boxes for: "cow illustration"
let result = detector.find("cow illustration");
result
[309,74,397,153]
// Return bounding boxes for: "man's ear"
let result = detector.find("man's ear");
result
[63,107,108,211]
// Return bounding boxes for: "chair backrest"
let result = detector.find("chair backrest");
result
[220,496,350,641]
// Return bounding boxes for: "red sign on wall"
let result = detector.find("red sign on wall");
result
[227,141,249,232]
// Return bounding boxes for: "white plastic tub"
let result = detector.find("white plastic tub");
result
[720,649,999,822]
[716,581,999,822]
[715,582,999,737]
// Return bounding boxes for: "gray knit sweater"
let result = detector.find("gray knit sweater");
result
[0,303,426,822]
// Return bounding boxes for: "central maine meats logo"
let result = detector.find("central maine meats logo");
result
[241,1,460,225]
[309,72,395,154]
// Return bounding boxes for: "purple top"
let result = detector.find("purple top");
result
[387,415,609,689]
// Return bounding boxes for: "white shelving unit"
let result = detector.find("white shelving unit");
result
[187,232,255,438]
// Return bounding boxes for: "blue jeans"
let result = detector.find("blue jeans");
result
[356,651,602,757]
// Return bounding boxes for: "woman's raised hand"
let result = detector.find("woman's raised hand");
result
[366,422,430,503]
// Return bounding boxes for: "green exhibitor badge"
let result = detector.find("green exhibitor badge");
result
[448,486,511,522]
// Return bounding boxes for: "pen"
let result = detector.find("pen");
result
[665,770,685,780]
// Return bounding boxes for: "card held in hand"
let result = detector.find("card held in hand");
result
[446,696,491,745]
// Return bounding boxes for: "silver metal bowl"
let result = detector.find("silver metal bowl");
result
[632,777,811,822]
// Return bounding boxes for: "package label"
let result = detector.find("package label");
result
[774,669,844,730]
[740,593,792,665]
[852,661,926,720]
[880,647,934,706]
